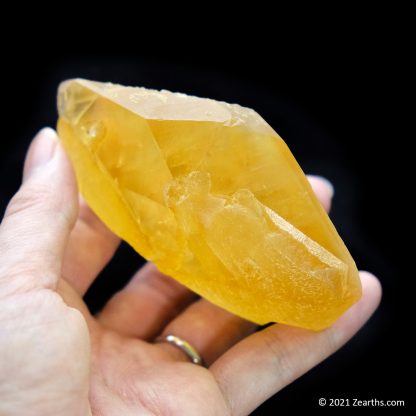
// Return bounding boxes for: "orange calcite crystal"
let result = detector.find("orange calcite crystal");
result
[57,79,361,330]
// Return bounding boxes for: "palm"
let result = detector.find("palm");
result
[0,130,381,416]
[58,268,235,415]
[88,323,228,415]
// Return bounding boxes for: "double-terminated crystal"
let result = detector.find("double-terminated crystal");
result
[57,79,361,330]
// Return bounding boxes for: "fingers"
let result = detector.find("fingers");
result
[60,196,120,295]
[307,175,334,213]
[0,128,78,292]
[155,300,256,366]
[210,272,382,416]
[23,129,120,296]
[97,263,196,338]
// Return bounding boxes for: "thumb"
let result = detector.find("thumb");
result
[0,128,78,292]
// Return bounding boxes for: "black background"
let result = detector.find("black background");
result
[0,17,409,413]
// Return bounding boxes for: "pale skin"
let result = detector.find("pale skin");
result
[0,128,382,416]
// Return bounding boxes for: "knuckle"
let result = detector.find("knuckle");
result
[324,326,342,351]
[262,328,286,366]
[0,268,56,297]
[5,182,56,218]
[260,327,303,377]
[3,180,75,227]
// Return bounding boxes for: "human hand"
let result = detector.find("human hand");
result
[0,128,381,415]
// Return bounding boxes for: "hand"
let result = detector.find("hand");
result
[0,128,381,416]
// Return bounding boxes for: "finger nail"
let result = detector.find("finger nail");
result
[310,175,334,199]
[23,128,58,180]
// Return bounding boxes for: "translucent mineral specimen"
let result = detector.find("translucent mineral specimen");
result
[57,79,361,330]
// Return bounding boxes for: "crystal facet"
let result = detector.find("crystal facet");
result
[57,79,361,330]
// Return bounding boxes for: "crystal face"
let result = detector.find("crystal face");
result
[57,79,361,330]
